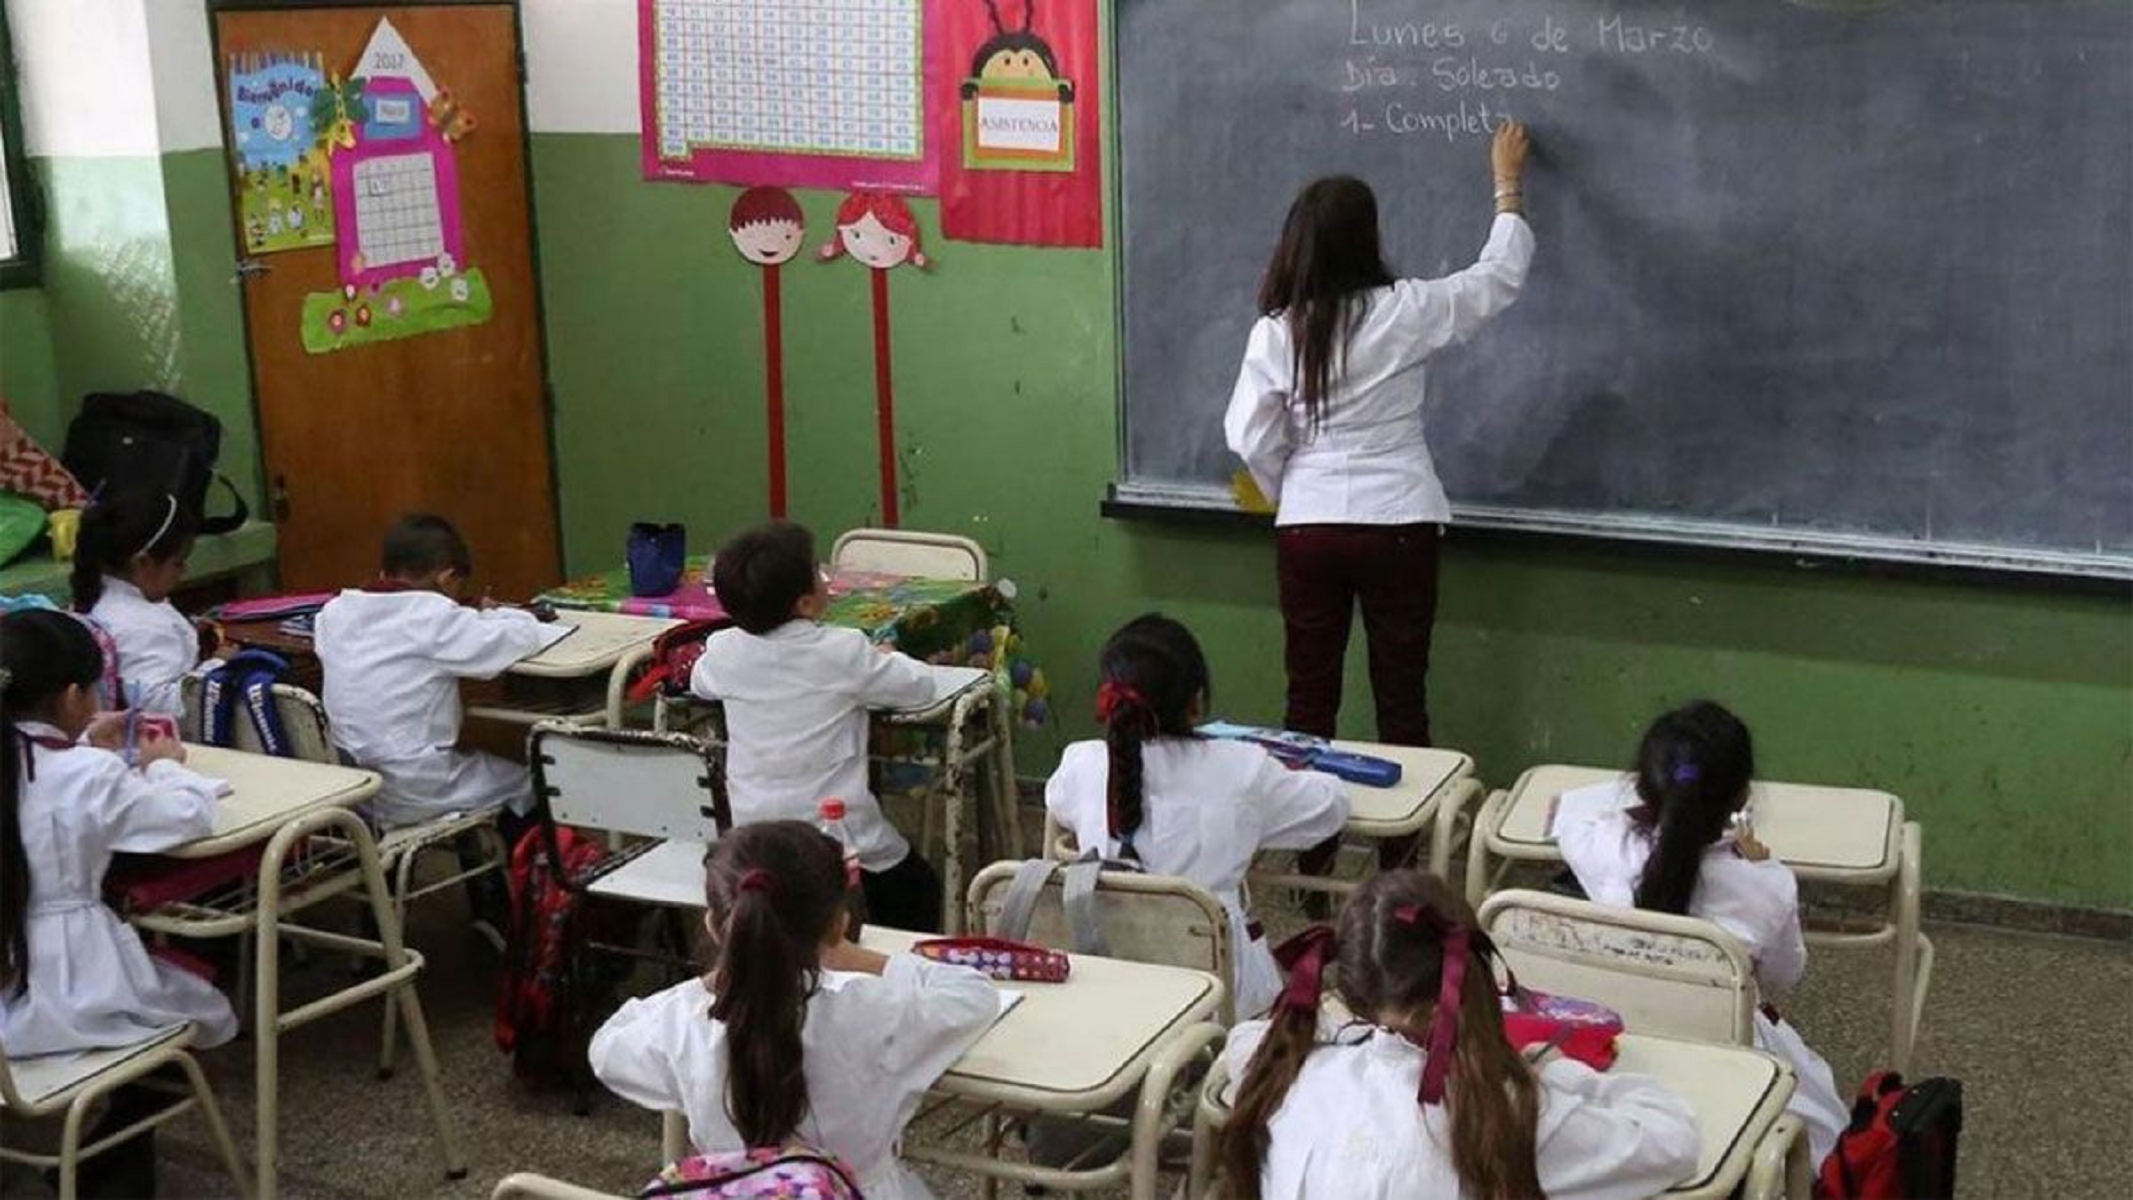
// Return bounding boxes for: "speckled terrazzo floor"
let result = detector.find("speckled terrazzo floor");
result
[7,816,2127,1199]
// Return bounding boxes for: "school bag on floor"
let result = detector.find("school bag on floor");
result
[63,390,250,535]
[1819,1071,1963,1199]
[495,825,637,1098]
[642,1148,863,1199]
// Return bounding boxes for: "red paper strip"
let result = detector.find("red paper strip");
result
[871,267,899,527]
[763,266,787,518]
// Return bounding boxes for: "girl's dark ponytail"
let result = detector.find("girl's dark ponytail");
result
[0,610,107,998]
[1630,701,1756,915]
[1221,928,1336,1199]
[703,821,849,1147]
[1094,614,1212,858]
[70,490,198,612]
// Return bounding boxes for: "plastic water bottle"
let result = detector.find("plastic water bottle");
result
[818,797,867,938]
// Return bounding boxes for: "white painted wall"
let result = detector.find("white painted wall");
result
[520,0,637,134]
[5,0,222,156]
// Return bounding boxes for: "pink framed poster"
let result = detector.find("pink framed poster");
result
[331,75,467,287]
[638,0,941,195]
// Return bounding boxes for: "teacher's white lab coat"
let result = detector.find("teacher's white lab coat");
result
[1225,212,1534,528]
[690,620,953,871]
[89,577,205,717]
[0,723,237,1056]
[1556,779,1848,1163]
[591,954,1000,1199]
[1045,738,1349,1018]
[314,589,568,829]
[1222,1017,1699,1200]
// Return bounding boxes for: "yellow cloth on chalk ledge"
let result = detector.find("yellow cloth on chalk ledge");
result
[1232,470,1275,515]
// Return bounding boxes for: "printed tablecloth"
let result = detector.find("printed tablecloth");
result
[537,556,1052,725]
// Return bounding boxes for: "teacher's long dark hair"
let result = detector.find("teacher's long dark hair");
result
[702,820,850,1146]
[0,610,108,997]
[1258,176,1396,429]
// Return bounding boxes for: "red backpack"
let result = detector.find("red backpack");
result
[1819,1071,1963,1199]
[495,826,634,1094]
[625,618,724,704]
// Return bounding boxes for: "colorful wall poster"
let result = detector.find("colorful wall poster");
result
[229,52,336,254]
[639,0,942,194]
[937,0,1102,247]
[301,21,490,354]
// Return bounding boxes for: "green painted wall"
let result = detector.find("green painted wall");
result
[530,132,2132,911]
[6,151,260,506]
[0,284,60,441]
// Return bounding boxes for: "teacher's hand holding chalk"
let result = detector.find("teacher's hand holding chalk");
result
[1492,120,1530,215]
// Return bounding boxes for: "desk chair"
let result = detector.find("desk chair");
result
[906,861,1229,1196]
[1468,764,1934,1070]
[1479,889,1761,1046]
[1,1026,250,1200]
[830,528,988,581]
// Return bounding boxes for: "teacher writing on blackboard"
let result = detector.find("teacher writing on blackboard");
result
[1224,121,1533,876]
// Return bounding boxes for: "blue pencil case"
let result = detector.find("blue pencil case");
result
[1199,722,1403,788]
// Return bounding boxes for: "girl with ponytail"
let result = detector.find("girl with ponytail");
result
[0,609,237,1051]
[1044,613,1350,1018]
[590,820,998,1198]
[1557,700,1848,1166]
[72,488,217,716]
[1221,870,1698,1199]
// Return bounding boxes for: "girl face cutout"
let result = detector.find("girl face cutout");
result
[732,218,805,266]
[838,212,915,270]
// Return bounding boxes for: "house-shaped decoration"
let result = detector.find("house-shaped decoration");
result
[330,19,463,287]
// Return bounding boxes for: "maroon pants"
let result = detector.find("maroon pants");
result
[1276,523,1442,874]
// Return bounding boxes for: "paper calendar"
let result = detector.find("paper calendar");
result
[638,0,940,193]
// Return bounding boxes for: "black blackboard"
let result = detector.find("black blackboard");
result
[1117,0,2133,577]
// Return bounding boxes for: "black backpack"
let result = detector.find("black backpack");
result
[63,391,250,535]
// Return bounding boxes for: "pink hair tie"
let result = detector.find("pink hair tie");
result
[737,869,775,895]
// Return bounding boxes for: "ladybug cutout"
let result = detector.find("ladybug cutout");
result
[960,0,1074,104]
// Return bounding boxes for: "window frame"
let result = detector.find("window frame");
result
[0,3,43,289]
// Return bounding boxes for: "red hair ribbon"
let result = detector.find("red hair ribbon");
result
[1271,925,1338,1019]
[1388,901,1474,1105]
[737,869,775,895]
[1095,681,1157,730]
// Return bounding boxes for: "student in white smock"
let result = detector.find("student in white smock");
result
[0,609,236,1056]
[592,821,999,1199]
[1045,613,1349,1018]
[691,521,967,932]
[74,491,220,717]
[313,513,568,831]
[1221,870,1698,1200]
[1555,700,1848,1166]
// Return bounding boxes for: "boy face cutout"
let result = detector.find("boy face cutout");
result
[731,217,805,266]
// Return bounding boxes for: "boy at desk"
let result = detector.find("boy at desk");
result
[692,521,967,932]
[314,514,568,846]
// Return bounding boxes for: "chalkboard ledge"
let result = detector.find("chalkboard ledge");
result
[1101,483,2133,593]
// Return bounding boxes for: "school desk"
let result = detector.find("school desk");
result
[465,611,681,730]
[128,746,466,1196]
[1186,1030,1805,1200]
[655,927,1228,1199]
[1468,765,1934,1072]
[1043,741,1483,889]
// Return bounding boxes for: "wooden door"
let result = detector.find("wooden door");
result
[216,3,559,598]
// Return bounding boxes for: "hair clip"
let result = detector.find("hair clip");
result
[737,868,775,895]
[1672,762,1701,784]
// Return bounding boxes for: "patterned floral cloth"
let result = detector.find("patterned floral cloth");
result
[538,558,1051,726]
[643,1147,862,1198]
